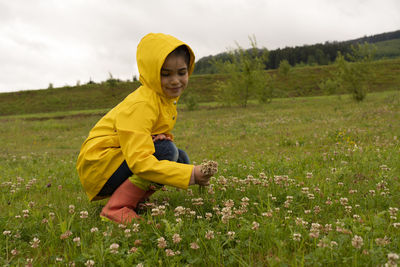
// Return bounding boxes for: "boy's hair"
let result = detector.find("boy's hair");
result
[169,45,191,67]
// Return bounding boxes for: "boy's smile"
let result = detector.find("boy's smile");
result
[160,54,189,98]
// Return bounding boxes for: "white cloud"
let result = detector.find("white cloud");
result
[0,0,399,92]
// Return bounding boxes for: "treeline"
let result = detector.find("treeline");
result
[345,29,400,44]
[194,29,400,74]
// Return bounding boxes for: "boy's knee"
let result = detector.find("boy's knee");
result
[153,140,179,162]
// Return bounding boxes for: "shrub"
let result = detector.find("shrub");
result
[213,36,270,107]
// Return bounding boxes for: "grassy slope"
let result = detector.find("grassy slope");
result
[375,39,400,59]
[0,58,400,116]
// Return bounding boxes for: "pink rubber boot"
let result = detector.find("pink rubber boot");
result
[100,179,146,224]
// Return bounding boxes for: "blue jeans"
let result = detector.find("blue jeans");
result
[98,140,190,196]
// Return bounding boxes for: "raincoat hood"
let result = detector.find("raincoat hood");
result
[136,33,195,99]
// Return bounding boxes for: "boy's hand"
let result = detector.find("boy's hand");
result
[193,165,212,186]
[152,134,172,142]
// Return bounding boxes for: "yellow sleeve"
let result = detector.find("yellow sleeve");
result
[115,101,193,189]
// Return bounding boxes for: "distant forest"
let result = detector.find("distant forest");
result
[193,30,400,74]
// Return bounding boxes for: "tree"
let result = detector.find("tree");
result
[338,43,376,101]
[213,36,270,107]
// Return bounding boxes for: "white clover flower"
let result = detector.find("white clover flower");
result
[109,243,119,254]
[85,260,95,267]
[157,237,167,248]
[351,235,363,249]
[172,233,182,244]
[227,231,235,240]
[190,242,200,250]
[293,233,301,241]
[80,211,88,219]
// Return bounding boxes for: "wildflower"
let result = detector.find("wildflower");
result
[301,187,309,194]
[224,199,235,208]
[11,249,18,256]
[389,207,399,216]
[129,247,138,254]
[317,239,329,248]
[252,221,260,230]
[351,235,363,249]
[73,237,81,246]
[134,239,142,246]
[42,218,49,224]
[393,222,400,228]
[227,231,235,240]
[49,212,55,219]
[293,233,301,241]
[208,185,215,195]
[172,233,182,244]
[56,257,63,262]
[26,258,33,267]
[80,211,89,219]
[109,243,119,254]
[205,230,215,240]
[30,237,40,248]
[345,206,352,213]
[22,209,29,218]
[85,260,95,267]
[340,197,348,205]
[165,249,175,256]
[187,188,193,196]
[90,227,98,233]
[3,230,11,236]
[386,253,399,267]
[124,229,131,238]
[157,237,167,248]
[309,223,321,239]
[151,205,166,216]
[313,206,321,214]
[69,205,75,214]
[262,211,273,217]
[200,160,218,176]
[190,242,200,250]
[132,223,140,232]
[324,224,333,233]
[192,197,204,206]
[205,212,212,220]
[375,236,390,246]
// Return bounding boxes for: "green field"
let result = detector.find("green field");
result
[1,91,399,266]
[1,58,400,116]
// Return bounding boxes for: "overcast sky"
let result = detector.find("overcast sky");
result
[0,0,399,93]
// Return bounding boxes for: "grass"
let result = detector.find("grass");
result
[375,39,400,59]
[1,58,400,116]
[1,91,400,266]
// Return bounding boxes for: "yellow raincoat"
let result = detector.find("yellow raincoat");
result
[76,33,195,201]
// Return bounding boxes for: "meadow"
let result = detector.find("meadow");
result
[0,91,399,266]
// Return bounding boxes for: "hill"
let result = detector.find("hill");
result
[194,29,400,74]
[1,58,399,117]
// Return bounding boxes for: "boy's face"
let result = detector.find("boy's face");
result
[160,54,188,98]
